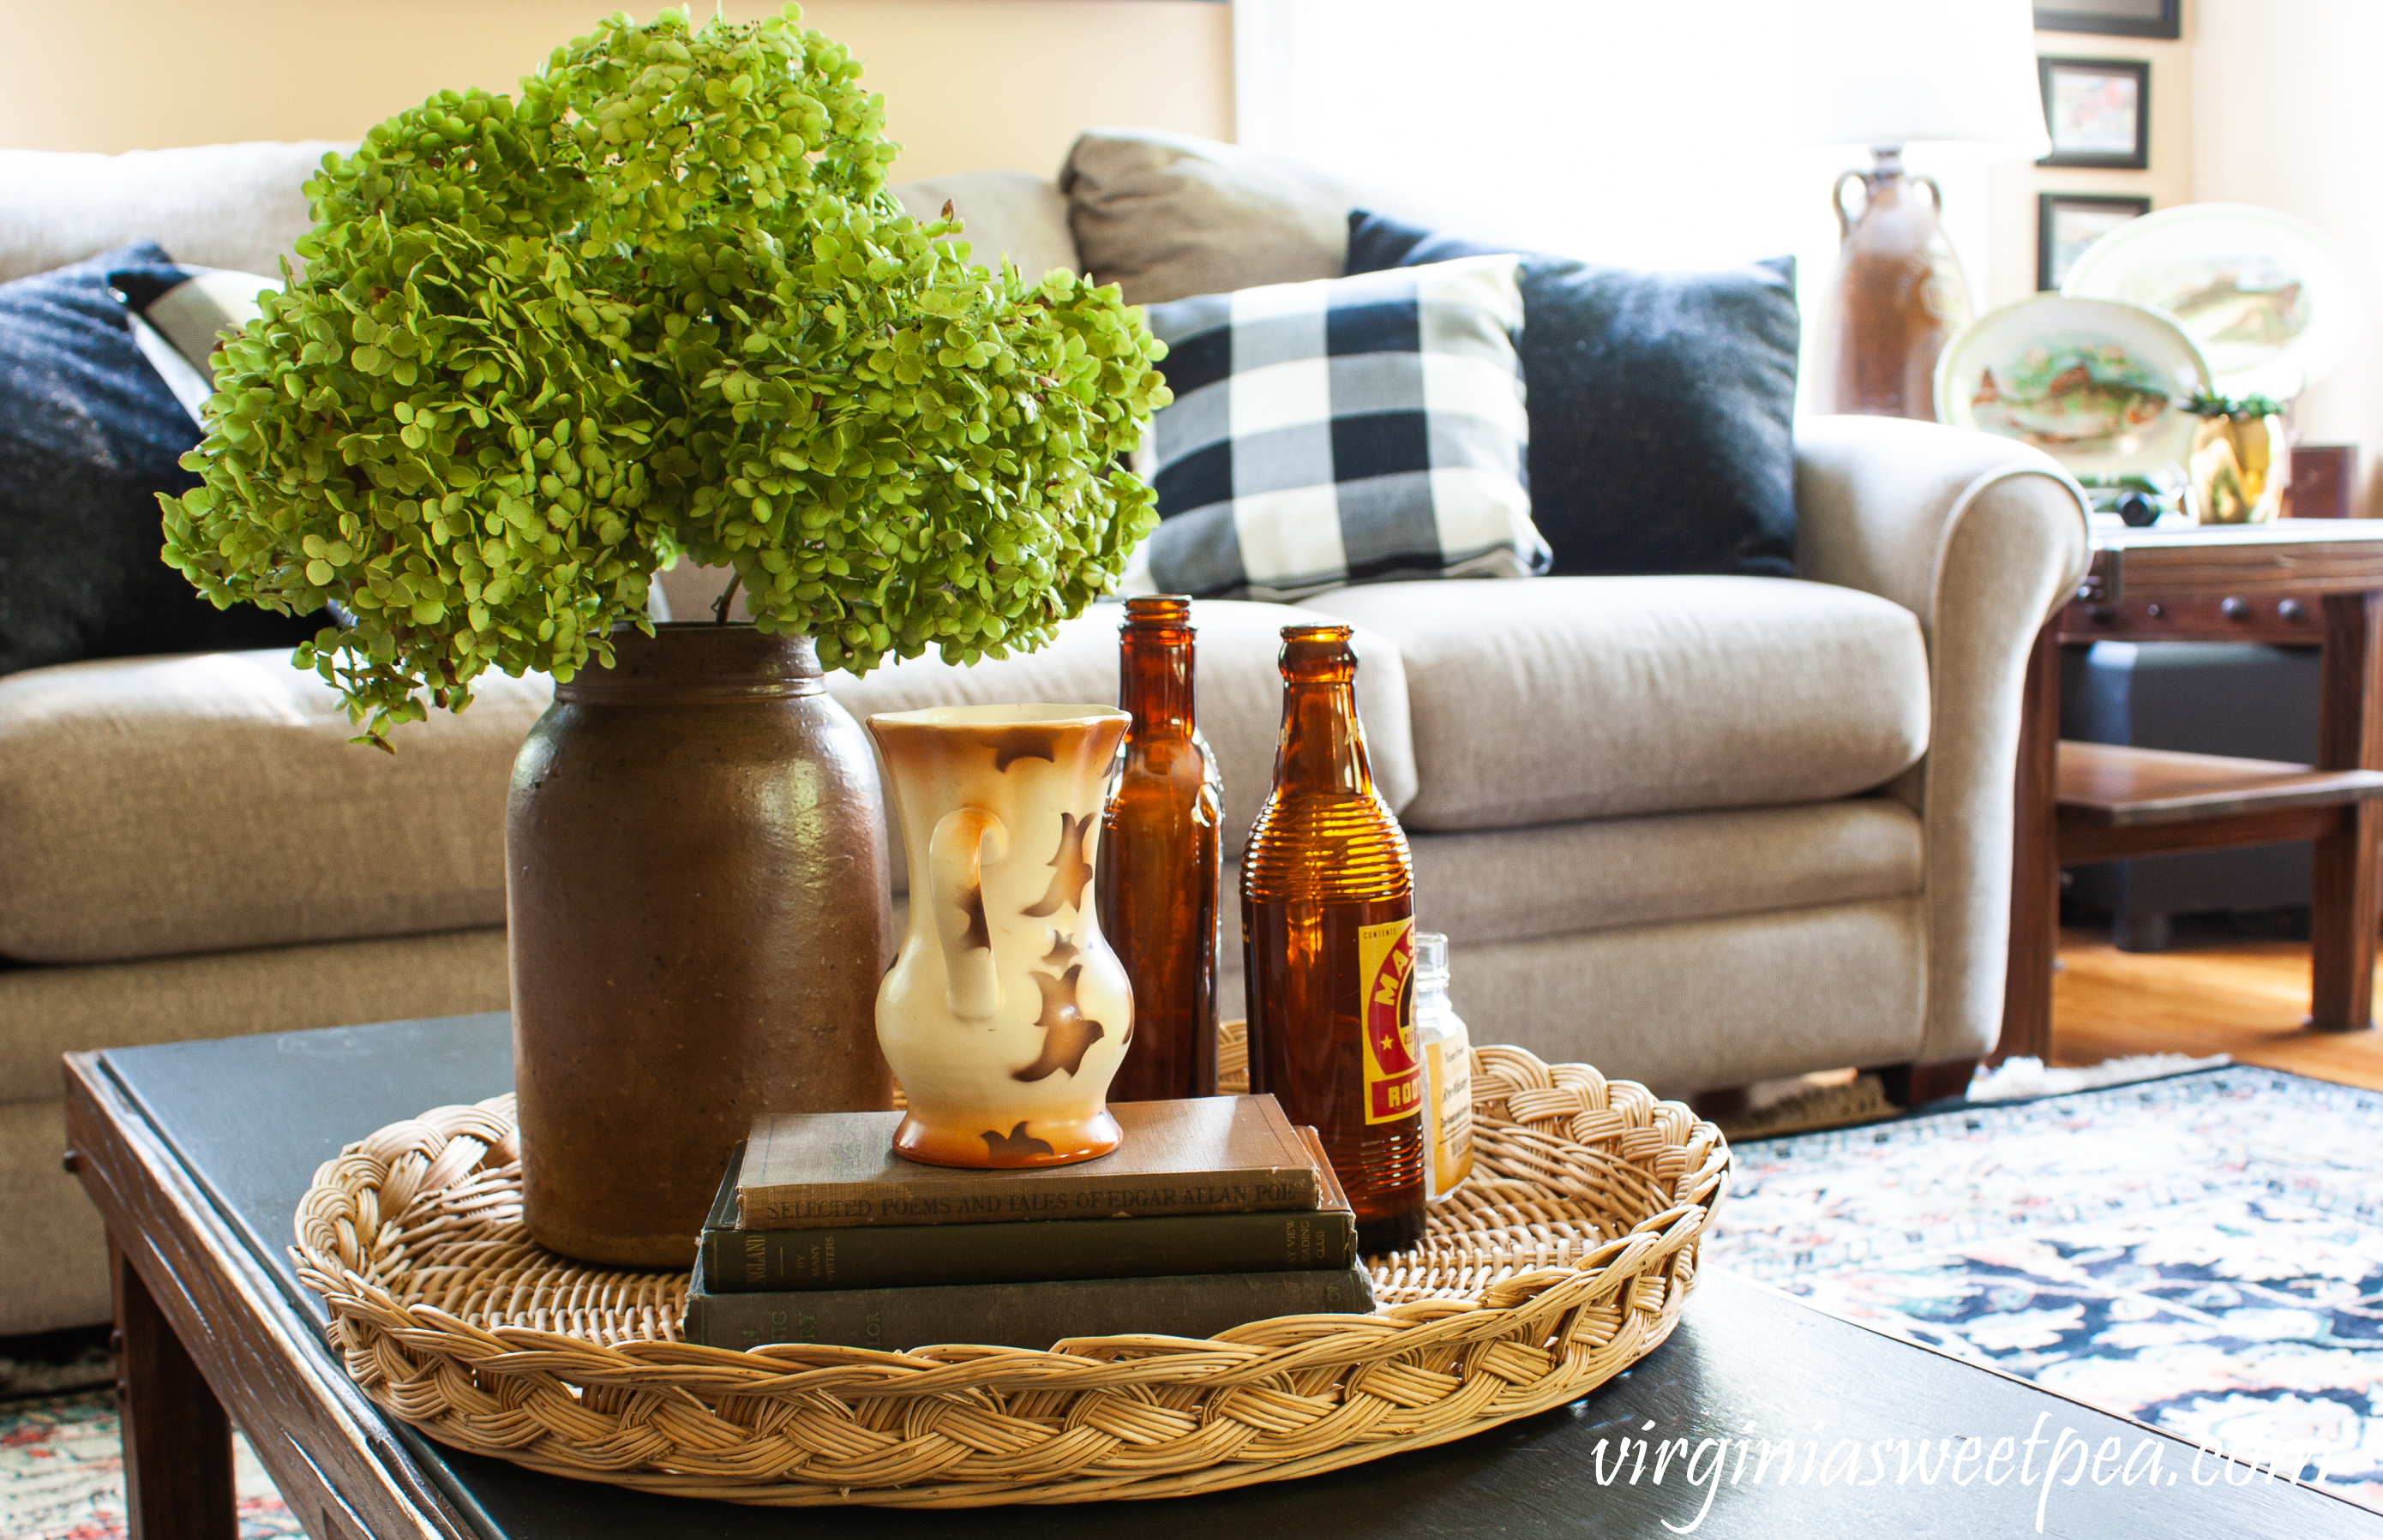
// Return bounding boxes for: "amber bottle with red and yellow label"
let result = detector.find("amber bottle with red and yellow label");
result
[1241,624,1425,1252]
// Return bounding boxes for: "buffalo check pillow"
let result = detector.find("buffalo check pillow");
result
[1125,254,1548,602]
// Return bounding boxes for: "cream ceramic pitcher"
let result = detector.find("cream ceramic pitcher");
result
[866,704,1135,1167]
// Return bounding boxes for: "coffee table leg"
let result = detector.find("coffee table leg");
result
[2311,591,2383,1033]
[112,1237,237,1540]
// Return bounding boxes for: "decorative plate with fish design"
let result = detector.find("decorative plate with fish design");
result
[2062,203,2360,399]
[1936,296,2211,479]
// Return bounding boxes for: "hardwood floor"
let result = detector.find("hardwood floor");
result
[2051,920,2383,1090]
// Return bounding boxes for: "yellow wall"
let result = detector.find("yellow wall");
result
[1984,27,2194,315]
[2191,0,2383,518]
[0,0,1234,181]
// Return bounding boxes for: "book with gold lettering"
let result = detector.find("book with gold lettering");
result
[735,1094,1322,1229]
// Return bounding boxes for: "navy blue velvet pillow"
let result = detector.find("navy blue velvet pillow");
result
[0,243,314,675]
[1346,211,1799,578]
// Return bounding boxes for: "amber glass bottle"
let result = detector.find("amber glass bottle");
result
[1097,596,1222,1101]
[1241,624,1425,1252]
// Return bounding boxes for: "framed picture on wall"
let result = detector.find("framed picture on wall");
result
[2038,57,2152,170]
[2034,0,2181,39]
[2039,193,2152,291]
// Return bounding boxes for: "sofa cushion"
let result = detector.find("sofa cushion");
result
[1131,256,1545,602]
[824,598,1415,889]
[1059,129,1359,306]
[0,651,549,964]
[890,171,1080,279]
[2,245,318,677]
[1407,800,1923,947]
[0,142,341,285]
[1454,899,1925,1097]
[0,928,508,1109]
[1300,576,1928,829]
[1345,211,1801,579]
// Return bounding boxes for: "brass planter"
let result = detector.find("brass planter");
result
[507,622,892,1266]
[2188,411,2286,524]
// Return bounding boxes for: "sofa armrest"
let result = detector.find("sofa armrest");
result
[1795,414,2091,1067]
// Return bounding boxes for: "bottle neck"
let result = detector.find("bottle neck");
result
[1274,629,1374,796]
[1119,626,1196,741]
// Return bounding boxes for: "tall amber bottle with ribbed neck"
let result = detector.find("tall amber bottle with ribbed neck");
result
[1241,623,1425,1252]
[1097,596,1222,1101]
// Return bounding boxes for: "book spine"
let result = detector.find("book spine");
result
[685,1267,1378,1353]
[736,1167,1323,1229]
[699,1207,1359,1292]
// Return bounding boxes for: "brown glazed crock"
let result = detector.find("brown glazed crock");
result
[507,622,892,1266]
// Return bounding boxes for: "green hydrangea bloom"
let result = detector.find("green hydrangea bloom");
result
[160,4,1168,746]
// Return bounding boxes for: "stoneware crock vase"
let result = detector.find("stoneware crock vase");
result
[867,704,1134,1168]
[508,622,892,1266]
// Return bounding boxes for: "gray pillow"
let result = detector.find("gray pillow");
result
[0,141,343,285]
[1058,129,1356,306]
[889,171,1080,281]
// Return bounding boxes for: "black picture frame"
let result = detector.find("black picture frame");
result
[2038,193,2152,291]
[2034,0,2181,39]
[2038,57,2152,170]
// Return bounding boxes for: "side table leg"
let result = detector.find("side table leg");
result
[2311,591,2383,1033]
[113,1237,237,1540]
[1997,626,2062,1064]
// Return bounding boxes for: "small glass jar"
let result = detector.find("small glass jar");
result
[1414,932,1474,1201]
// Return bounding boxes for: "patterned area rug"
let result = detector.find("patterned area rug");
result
[1708,1065,2383,1508]
[0,1393,296,1539]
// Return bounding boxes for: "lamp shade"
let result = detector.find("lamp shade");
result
[1790,0,2050,155]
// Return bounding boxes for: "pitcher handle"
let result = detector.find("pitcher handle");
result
[927,806,1009,1021]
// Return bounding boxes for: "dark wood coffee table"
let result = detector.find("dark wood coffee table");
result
[63,1013,2375,1538]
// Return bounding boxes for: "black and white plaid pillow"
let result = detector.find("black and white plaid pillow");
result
[1126,255,1546,602]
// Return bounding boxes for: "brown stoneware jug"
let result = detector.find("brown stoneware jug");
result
[507,622,892,1266]
[1824,151,1972,421]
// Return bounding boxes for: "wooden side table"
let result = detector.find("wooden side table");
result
[2000,520,2383,1063]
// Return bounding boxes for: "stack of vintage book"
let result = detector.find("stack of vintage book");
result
[683,1094,1376,1351]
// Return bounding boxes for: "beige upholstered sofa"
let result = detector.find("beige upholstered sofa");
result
[0,136,2089,1333]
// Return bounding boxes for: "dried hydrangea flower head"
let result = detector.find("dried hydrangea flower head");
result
[162,4,1168,746]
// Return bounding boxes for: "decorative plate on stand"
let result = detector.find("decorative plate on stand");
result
[1936,295,2212,482]
[2062,202,2362,401]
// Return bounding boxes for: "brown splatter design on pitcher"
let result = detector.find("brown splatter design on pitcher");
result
[1014,965,1107,1082]
[1022,812,1096,918]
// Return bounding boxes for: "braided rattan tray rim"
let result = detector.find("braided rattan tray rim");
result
[292,1044,1730,1507]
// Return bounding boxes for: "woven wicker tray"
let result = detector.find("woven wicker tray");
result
[291,1043,1729,1507]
